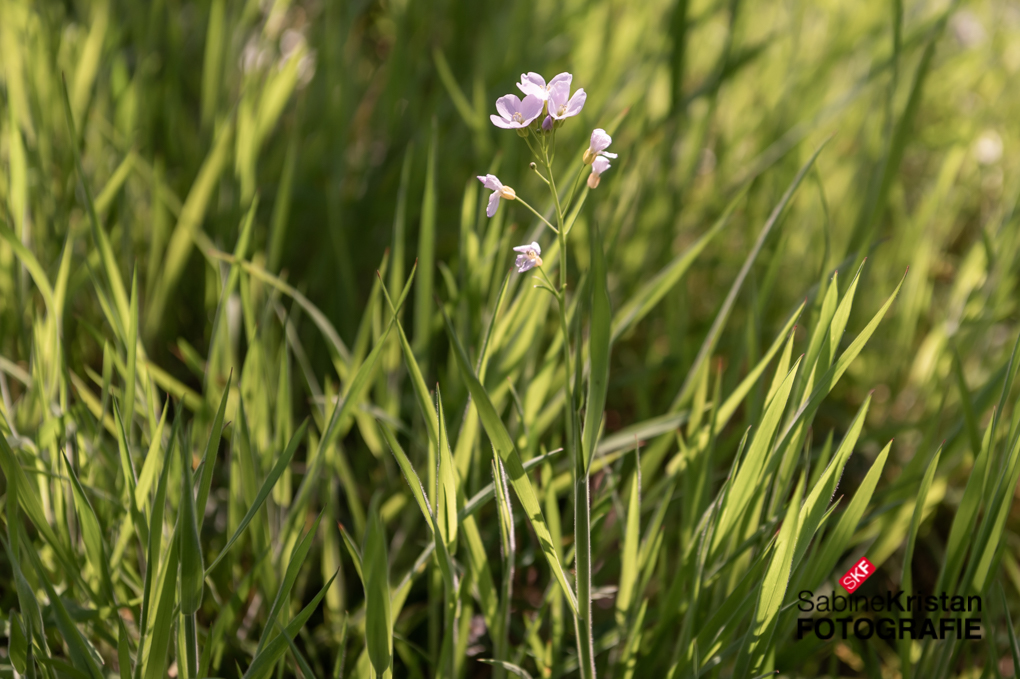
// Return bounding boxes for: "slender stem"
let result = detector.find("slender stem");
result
[514,196,559,234]
[539,142,596,679]
[542,149,566,229]
[563,162,588,220]
[530,163,552,186]
[535,267,559,297]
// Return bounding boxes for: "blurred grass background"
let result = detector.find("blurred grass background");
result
[2,0,1020,676]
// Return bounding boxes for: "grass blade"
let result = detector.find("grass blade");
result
[205,419,309,575]
[441,304,579,615]
[581,219,611,473]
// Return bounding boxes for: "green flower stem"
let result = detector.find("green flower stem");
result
[538,142,596,679]
[515,196,559,234]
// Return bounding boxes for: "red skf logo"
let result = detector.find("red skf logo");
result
[840,557,875,593]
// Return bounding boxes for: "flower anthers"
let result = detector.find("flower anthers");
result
[490,94,544,129]
[547,77,586,121]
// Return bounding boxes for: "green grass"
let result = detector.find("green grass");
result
[2,0,1020,677]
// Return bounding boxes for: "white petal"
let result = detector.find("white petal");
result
[517,82,547,99]
[592,156,611,176]
[486,191,502,217]
[477,174,503,191]
[518,94,545,125]
[522,72,547,89]
[564,89,586,117]
[589,128,612,154]
[548,72,572,89]
[530,241,541,255]
[495,94,521,119]
[490,114,515,129]
[547,80,570,109]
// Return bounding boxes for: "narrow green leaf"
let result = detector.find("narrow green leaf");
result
[611,189,739,342]
[197,372,231,531]
[436,389,459,553]
[0,432,74,573]
[901,446,941,594]
[22,539,105,679]
[936,416,994,595]
[364,506,393,677]
[380,422,434,529]
[256,511,324,655]
[0,221,56,314]
[60,72,130,328]
[999,581,1020,676]
[791,394,872,571]
[433,49,480,130]
[713,356,802,551]
[716,304,804,433]
[478,659,535,679]
[414,119,438,356]
[117,616,132,679]
[125,269,139,436]
[141,526,180,679]
[672,138,830,408]
[338,522,364,587]
[179,422,204,615]
[9,609,28,675]
[134,401,169,509]
[441,305,579,615]
[776,270,906,453]
[61,449,113,600]
[582,219,611,473]
[824,265,863,370]
[615,465,641,625]
[139,402,182,656]
[741,475,804,676]
[242,572,337,679]
[205,419,309,575]
[803,441,891,589]
[147,119,234,339]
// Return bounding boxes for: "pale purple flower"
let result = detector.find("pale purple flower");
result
[585,129,618,164]
[478,174,516,217]
[547,79,586,120]
[517,72,572,101]
[587,156,611,189]
[490,94,544,129]
[513,242,543,273]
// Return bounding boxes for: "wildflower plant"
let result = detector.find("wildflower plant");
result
[5,3,1020,679]
[470,70,616,678]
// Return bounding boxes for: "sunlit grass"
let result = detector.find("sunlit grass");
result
[1,0,1020,677]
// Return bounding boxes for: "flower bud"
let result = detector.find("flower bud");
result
[583,149,596,165]
[499,186,517,200]
[587,172,601,189]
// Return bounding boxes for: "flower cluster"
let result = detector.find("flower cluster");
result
[477,70,620,273]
